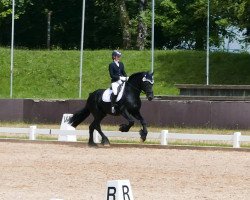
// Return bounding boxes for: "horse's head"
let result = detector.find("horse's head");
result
[141,72,154,101]
[127,71,154,101]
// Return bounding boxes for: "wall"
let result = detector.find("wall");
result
[0,99,250,129]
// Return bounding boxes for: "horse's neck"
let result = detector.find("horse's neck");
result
[125,80,141,97]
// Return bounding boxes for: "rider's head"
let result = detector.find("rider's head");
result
[112,50,122,61]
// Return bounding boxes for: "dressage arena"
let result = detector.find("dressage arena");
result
[0,140,249,200]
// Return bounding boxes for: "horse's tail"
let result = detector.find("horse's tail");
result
[69,106,90,128]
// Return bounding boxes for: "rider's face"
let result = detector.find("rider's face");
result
[114,55,121,61]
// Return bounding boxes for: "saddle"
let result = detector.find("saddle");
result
[102,83,126,102]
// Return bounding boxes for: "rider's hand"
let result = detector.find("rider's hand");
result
[120,76,128,81]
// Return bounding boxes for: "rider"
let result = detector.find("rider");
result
[109,50,128,113]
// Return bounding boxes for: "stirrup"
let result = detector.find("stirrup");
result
[111,106,116,114]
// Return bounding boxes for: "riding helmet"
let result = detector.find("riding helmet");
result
[112,50,122,59]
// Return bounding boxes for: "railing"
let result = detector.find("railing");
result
[1,126,250,148]
[160,130,250,148]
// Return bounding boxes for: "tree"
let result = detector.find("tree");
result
[118,0,131,49]
[0,0,32,22]
[231,0,250,43]
[153,0,249,50]
[136,0,148,50]
[0,0,32,45]
[1,0,249,50]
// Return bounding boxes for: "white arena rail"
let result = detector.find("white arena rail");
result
[0,126,250,148]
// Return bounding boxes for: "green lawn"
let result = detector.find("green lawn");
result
[1,47,250,99]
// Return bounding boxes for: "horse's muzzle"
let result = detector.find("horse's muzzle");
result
[147,93,154,101]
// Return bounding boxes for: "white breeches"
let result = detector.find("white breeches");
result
[111,80,122,95]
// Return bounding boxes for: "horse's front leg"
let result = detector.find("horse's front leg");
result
[131,110,148,142]
[119,109,134,132]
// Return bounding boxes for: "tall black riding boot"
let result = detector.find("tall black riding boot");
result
[111,93,117,113]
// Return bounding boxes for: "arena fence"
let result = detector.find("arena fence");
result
[0,126,250,148]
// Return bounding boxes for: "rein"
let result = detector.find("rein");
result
[125,81,145,94]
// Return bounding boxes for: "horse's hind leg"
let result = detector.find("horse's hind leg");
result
[88,121,97,146]
[95,123,110,146]
[88,115,110,146]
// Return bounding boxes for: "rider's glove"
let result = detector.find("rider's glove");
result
[120,76,129,81]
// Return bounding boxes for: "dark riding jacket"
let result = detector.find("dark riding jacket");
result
[109,61,127,83]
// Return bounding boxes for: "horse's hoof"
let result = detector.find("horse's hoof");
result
[140,137,146,143]
[101,138,110,146]
[88,142,98,147]
[139,129,147,142]
[101,141,110,146]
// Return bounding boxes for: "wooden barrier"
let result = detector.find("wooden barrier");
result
[175,84,250,96]
[2,98,250,129]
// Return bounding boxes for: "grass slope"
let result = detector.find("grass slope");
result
[1,47,250,99]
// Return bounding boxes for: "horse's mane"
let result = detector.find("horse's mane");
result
[129,72,145,79]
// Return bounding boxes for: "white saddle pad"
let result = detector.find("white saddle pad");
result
[102,83,126,102]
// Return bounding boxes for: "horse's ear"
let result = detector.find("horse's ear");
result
[150,71,154,76]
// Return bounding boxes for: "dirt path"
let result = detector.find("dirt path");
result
[0,141,249,200]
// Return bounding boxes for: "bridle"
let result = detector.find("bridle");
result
[142,76,154,85]
[125,75,154,94]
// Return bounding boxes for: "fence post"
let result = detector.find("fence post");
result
[29,125,37,140]
[161,130,168,145]
[233,132,241,148]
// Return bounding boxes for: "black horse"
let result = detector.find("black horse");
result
[69,71,154,146]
